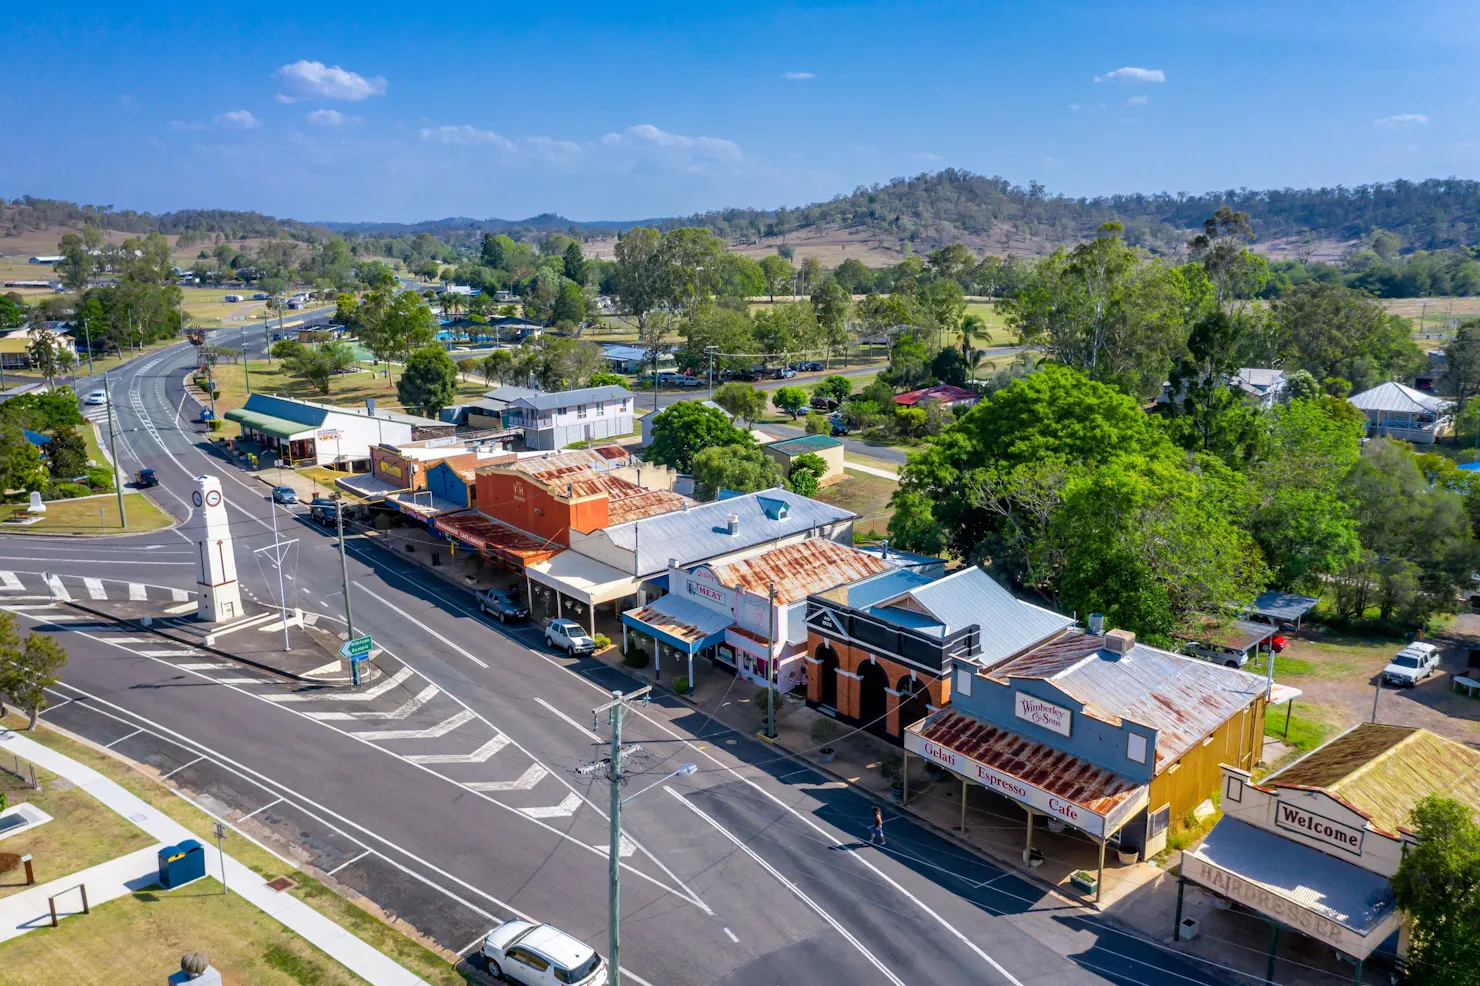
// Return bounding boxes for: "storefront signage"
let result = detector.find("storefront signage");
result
[693,582,726,604]
[905,731,1123,837]
[317,428,344,441]
[1015,692,1072,737]
[379,462,403,480]
[1181,852,1384,957]
[1275,801,1365,855]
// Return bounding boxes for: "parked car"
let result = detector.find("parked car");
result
[830,422,851,437]
[1181,641,1249,668]
[774,366,798,378]
[223,294,243,302]
[479,919,607,986]
[271,486,298,505]
[800,360,824,372]
[545,618,595,656]
[1381,641,1441,687]
[478,587,529,623]
[308,497,338,526]
[83,389,108,406]
[134,468,158,488]
[809,395,839,410]
[1270,634,1289,653]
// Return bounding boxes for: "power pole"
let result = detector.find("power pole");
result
[335,496,359,687]
[103,372,126,527]
[766,581,777,738]
[241,328,250,395]
[81,315,94,375]
[587,687,650,986]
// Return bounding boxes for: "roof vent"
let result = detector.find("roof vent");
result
[1104,629,1136,655]
[880,539,890,560]
[726,513,740,536]
[1088,613,1104,635]
[365,398,376,416]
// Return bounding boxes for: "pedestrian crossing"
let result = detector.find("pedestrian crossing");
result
[0,571,193,605]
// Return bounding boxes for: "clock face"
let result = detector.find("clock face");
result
[205,490,222,507]
[192,491,204,507]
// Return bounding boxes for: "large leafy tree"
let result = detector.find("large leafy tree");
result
[758,255,795,302]
[0,630,67,730]
[1391,795,1480,986]
[396,346,460,417]
[1267,281,1422,392]
[677,304,756,375]
[364,291,437,381]
[713,382,768,427]
[613,227,667,329]
[692,444,784,501]
[646,401,752,473]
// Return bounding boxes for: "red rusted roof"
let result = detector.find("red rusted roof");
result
[912,708,1145,817]
[433,510,560,563]
[605,487,690,524]
[707,538,892,605]
[894,384,982,407]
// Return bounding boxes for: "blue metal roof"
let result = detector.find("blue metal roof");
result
[512,385,633,411]
[874,567,1076,660]
[845,569,935,610]
[1249,591,1321,623]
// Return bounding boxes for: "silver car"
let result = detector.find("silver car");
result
[480,919,607,985]
[544,618,595,656]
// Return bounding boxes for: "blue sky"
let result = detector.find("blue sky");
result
[2,1,1477,223]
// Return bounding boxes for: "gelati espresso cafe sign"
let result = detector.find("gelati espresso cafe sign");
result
[1275,801,1365,855]
[1015,691,1072,737]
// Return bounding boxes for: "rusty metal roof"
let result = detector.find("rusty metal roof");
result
[707,538,892,605]
[433,510,560,563]
[987,632,1267,771]
[474,446,637,480]
[623,593,733,645]
[1173,615,1276,652]
[1262,724,1480,837]
[911,708,1145,818]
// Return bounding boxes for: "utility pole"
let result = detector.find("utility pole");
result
[706,345,717,398]
[81,315,94,375]
[266,498,290,651]
[241,328,250,395]
[103,372,126,527]
[335,496,360,687]
[766,582,777,738]
[588,687,650,986]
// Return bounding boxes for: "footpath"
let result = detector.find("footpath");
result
[0,727,428,986]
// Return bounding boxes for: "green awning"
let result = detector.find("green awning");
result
[223,408,317,441]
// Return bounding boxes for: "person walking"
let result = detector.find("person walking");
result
[868,806,886,846]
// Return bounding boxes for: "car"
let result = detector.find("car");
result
[271,486,298,505]
[800,360,824,372]
[223,294,243,302]
[134,468,158,488]
[480,919,607,986]
[830,422,850,437]
[1381,641,1441,687]
[545,618,595,656]
[478,587,529,623]
[1270,634,1289,653]
[83,390,108,406]
[308,497,339,526]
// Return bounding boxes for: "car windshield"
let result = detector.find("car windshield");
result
[1392,656,1420,668]
[555,954,602,984]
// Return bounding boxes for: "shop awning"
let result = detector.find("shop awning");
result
[336,473,407,502]
[623,594,732,654]
[527,551,640,607]
[223,408,317,441]
[1182,817,1400,959]
[905,708,1149,839]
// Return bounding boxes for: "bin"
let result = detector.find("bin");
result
[157,839,206,889]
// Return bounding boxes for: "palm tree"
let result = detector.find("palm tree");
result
[960,313,987,361]
[969,348,992,384]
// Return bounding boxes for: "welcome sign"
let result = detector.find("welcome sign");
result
[1275,801,1365,855]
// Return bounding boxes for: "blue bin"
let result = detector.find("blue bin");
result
[157,839,206,889]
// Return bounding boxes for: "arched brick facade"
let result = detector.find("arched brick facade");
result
[805,630,950,741]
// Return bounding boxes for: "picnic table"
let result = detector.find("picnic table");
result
[1452,675,1480,698]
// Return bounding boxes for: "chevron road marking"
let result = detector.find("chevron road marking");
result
[588,835,637,859]
[129,583,147,601]
[406,734,510,764]
[307,685,439,721]
[464,764,548,792]
[0,571,22,592]
[352,710,476,741]
[45,575,70,601]
[83,577,107,600]
[178,663,234,670]
[262,666,413,702]
[519,793,581,819]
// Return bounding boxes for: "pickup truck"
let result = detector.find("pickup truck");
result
[477,588,529,623]
[1381,642,1441,687]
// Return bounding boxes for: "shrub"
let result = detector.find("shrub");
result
[85,466,113,491]
[622,648,650,669]
[593,633,611,651]
[879,753,903,782]
[44,482,91,500]
[210,389,221,400]
[754,685,782,723]
[0,791,6,813]
[208,419,224,432]
[672,675,690,695]
[810,717,839,746]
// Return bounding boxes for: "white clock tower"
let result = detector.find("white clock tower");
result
[187,475,242,622]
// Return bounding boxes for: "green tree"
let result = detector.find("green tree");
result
[481,348,516,385]
[280,341,356,395]
[613,227,667,329]
[886,491,947,555]
[552,280,586,327]
[1268,282,1422,392]
[833,258,874,294]
[25,326,68,385]
[758,255,795,302]
[814,374,852,403]
[537,338,605,390]
[805,410,829,434]
[56,231,96,293]
[646,401,752,473]
[1,631,67,730]
[0,423,48,496]
[396,346,460,417]
[920,277,966,350]
[367,290,437,381]
[587,371,626,389]
[713,382,769,427]
[788,452,827,497]
[334,292,361,327]
[772,385,809,420]
[929,348,969,387]
[46,427,88,478]
[0,610,19,718]
[692,444,784,501]
[562,241,587,284]
[1391,795,1480,986]
[810,280,852,364]
[1445,318,1480,408]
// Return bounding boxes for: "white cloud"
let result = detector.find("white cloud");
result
[783,71,814,80]
[1374,113,1428,127]
[274,60,387,102]
[1068,103,1082,112]
[418,124,512,148]
[1128,95,1149,106]
[602,124,741,161]
[306,109,350,127]
[214,109,261,129]
[1094,66,1166,84]
[914,152,942,162]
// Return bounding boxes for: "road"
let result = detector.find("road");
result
[7,336,1212,986]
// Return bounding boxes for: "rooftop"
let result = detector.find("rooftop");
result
[706,538,892,605]
[1173,615,1277,652]
[1348,381,1452,415]
[491,446,638,482]
[1262,723,1480,838]
[987,632,1269,771]
[767,434,844,454]
[624,592,734,646]
[512,384,633,412]
[894,384,982,406]
[237,393,445,429]
[432,510,560,564]
[1248,590,1320,623]
[481,385,540,405]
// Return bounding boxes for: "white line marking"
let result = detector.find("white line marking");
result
[303,661,341,677]
[723,927,739,943]
[83,577,107,600]
[352,709,475,740]
[240,796,284,820]
[0,558,191,565]
[129,583,147,601]
[534,697,602,742]
[667,788,906,986]
[465,764,548,792]
[306,684,439,721]
[406,734,510,764]
[519,793,581,819]
[160,755,204,778]
[212,678,271,685]
[262,666,413,702]
[45,575,71,601]
[351,582,488,668]
[588,835,637,858]
[164,602,195,614]
[326,849,372,876]
[0,571,22,591]
[105,727,143,748]
[171,588,189,602]
[141,650,207,658]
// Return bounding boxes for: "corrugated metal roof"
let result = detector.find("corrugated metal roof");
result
[1250,591,1320,622]
[894,384,982,406]
[605,486,690,525]
[1262,724,1480,837]
[1189,818,1396,935]
[604,489,857,576]
[767,435,843,454]
[484,446,637,480]
[867,567,1076,662]
[223,408,318,440]
[433,510,559,562]
[624,593,733,645]
[707,538,892,605]
[820,569,936,609]
[482,385,540,405]
[912,708,1145,817]
[1347,381,1450,415]
[1173,616,1276,652]
[988,633,1267,770]
[512,385,633,411]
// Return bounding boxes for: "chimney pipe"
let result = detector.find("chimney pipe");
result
[1088,613,1104,635]
[726,513,739,536]
[880,539,890,561]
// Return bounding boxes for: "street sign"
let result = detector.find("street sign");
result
[339,635,373,660]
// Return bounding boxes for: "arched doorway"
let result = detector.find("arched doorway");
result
[858,661,889,734]
[815,642,839,710]
[896,675,929,738]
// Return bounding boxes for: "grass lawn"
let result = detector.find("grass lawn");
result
[1274,633,1398,681]
[0,761,154,899]
[295,466,347,493]
[842,450,905,474]
[0,492,173,534]
[0,712,468,985]
[1263,701,1341,755]
[816,468,899,537]
[210,356,490,418]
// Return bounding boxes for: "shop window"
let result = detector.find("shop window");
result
[1148,804,1170,838]
[955,668,973,697]
[1126,732,1147,764]
[1225,776,1244,803]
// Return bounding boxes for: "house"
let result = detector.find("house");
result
[1234,368,1287,407]
[622,537,894,692]
[0,325,76,371]
[1348,381,1453,444]
[1183,724,1480,971]
[459,386,540,431]
[641,399,731,446]
[28,256,64,265]
[512,384,635,450]
[805,565,1077,742]
[764,435,845,483]
[601,345,675,375]
[907,626,1270,895]
[893,384,982,409]
[425,459,478,509]
[223,394,453,469]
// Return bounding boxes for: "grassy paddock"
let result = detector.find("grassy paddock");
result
[0,492,173,534]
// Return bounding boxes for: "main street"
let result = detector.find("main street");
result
[6,336,1213,986]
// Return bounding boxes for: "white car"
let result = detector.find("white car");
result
[480,919,607,985]
[1381,641,1441,688]
[83,390,108,406]
[544,618,595,656]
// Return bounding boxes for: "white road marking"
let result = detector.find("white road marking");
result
[668,788,907,986]
[83,577,107,600]
[140,650,206,658]
[0,558,190,566]
[0,571,22,591]
[326,849,372,877]
[351,582,489,669]
[240,796,284,820]
[534,696,602,742]
[105,727,143,748]
[212,678,271,685]
[352,709,475,741]
[160,755,204,778]
[171,588,189,602]
[45,575,71,601]
[464,764,548,792]
[177,662,233,669]
[129,583,147,601]
[307,684,439,721]
[723,927,739,943]
[519,793,581,819]
[406,734,509,764]
[262,666,413,702]
[164,601,194,614]
[588,835,637,858]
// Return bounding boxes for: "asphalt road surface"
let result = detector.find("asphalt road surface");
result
[8,338,1215,986]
